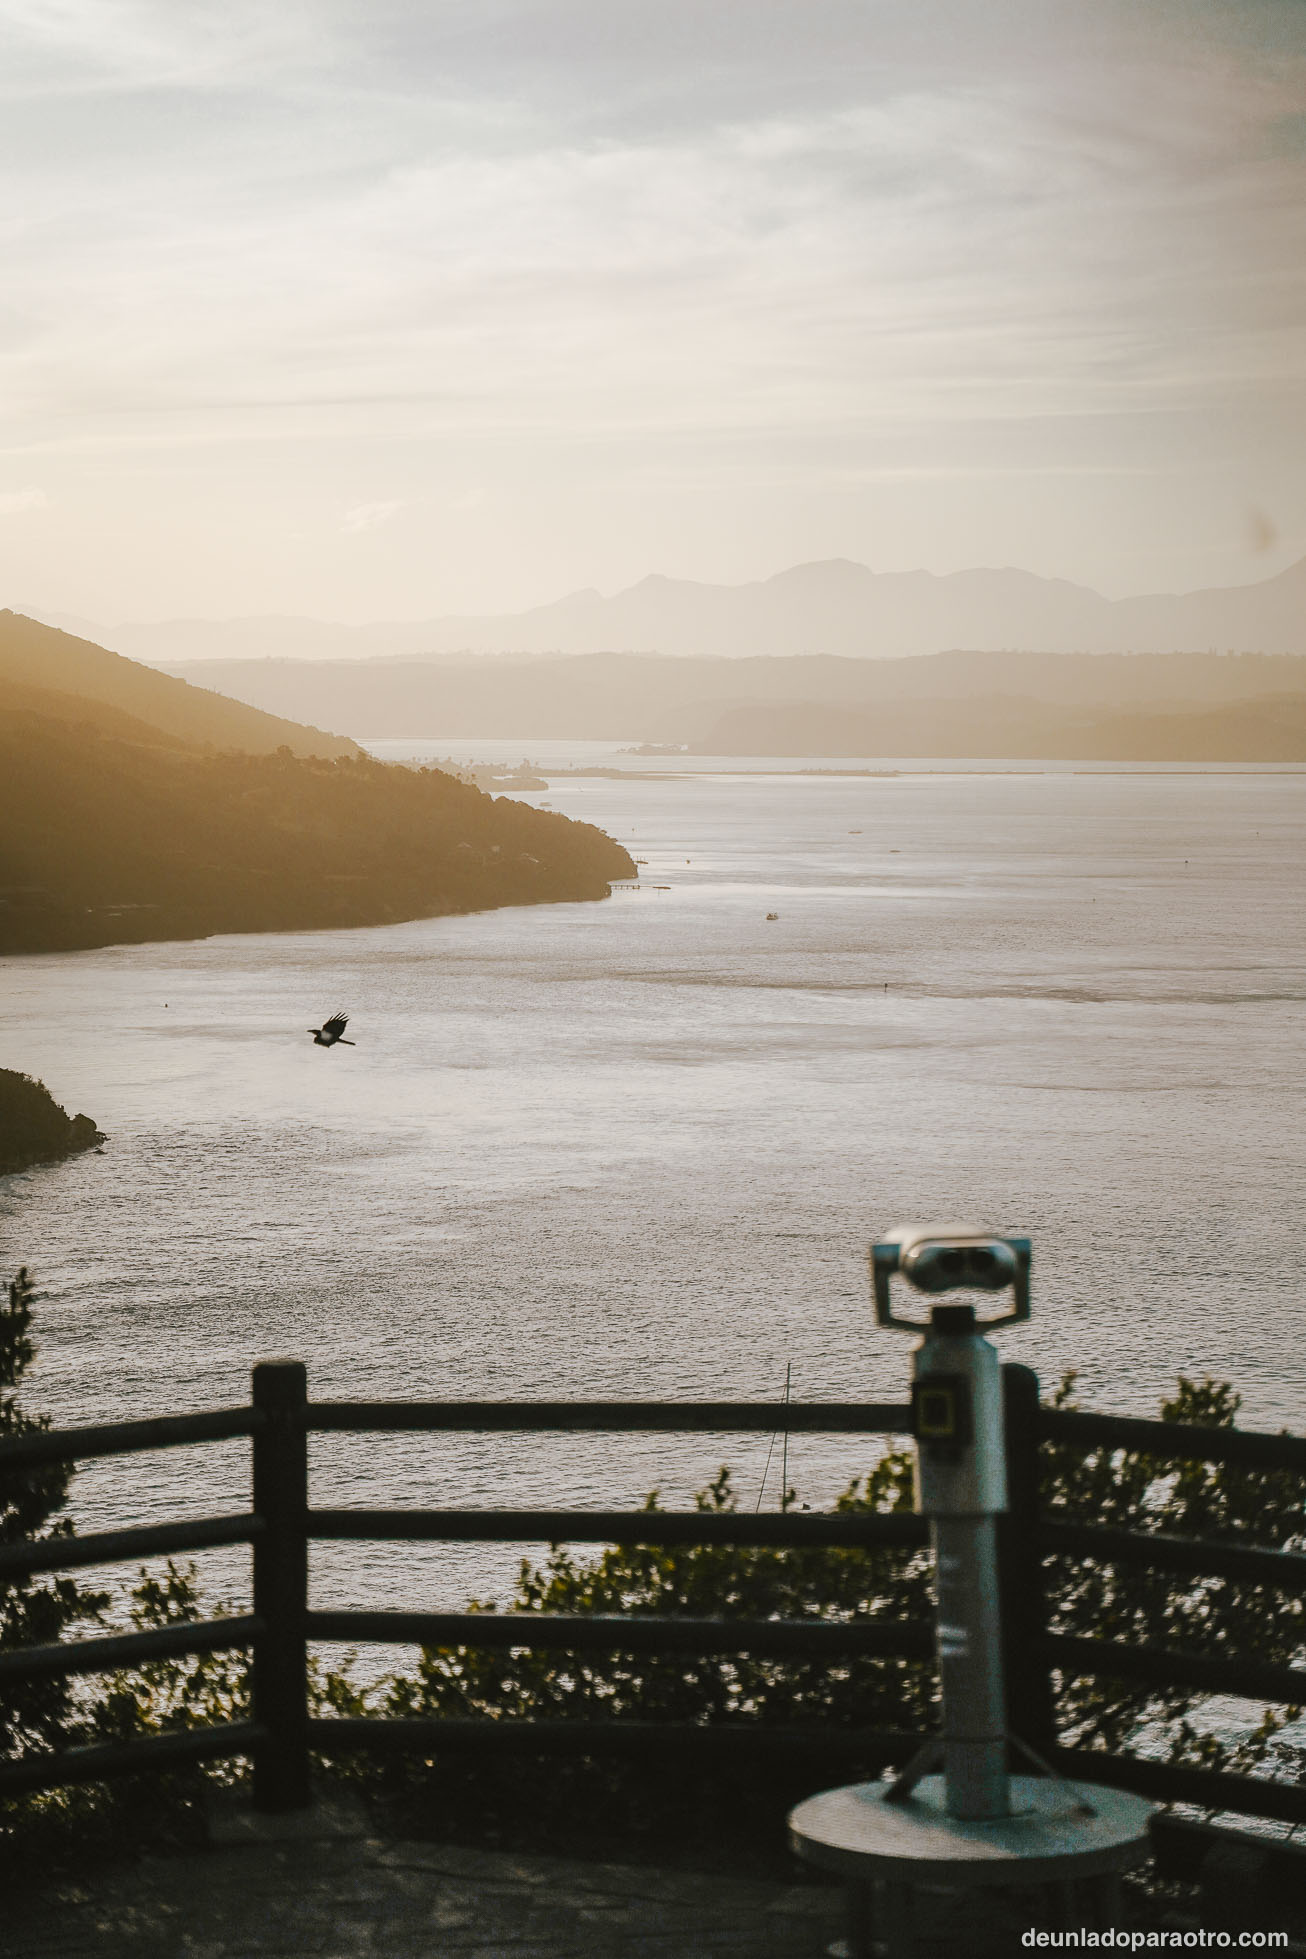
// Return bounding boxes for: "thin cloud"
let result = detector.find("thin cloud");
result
[341,500,403,533]
[1,1,1303,610]
[0,487,49,515]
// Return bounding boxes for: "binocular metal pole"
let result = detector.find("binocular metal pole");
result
[932,1510,1008,1818]
[898,1298,1011,1820]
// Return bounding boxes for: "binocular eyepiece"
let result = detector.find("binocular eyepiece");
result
[872,1224,1031,1329]
[901,1237,1016,1293]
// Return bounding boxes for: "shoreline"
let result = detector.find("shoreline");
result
[527,764,1306,779]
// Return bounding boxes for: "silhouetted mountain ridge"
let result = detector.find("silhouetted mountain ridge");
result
[40,553,1306,663]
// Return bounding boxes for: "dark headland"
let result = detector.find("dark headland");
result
[0,1069,105,1176]
[0,613,635,956]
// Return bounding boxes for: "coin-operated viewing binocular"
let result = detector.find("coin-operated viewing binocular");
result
[869,1223,1033,1821]
[871,1223,1031,1328]
[789,1223,1153,1892]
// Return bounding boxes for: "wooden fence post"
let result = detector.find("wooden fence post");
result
[251,1358,310,1812]
[998,1362,1057,1764]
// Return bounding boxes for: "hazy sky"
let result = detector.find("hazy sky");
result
[2,0,1305,621]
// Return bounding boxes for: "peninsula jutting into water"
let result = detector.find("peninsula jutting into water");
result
[0,1069,104,1177]
[0,614,635,956]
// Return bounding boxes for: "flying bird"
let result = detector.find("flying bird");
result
[308,1012,355,1048]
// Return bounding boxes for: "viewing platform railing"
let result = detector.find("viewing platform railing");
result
[2,1363,1304,1845]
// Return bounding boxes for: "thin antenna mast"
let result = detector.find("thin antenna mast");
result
[754,1362,793,1512]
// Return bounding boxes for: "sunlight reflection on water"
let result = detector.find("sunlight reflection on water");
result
[2,753,1303,1628]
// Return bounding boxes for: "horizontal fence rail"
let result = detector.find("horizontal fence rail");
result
[309,1399,912,1434]
[1044,1633,1306,1708]
[0,1615,263,1685]
[306,1609,934,1659]
[0,1513,264,1581]
[1054,1746,1306,1829]
[5,1393,1299,1467]
[0,1723,267,1799]
[0,1405,261,1472]
[308,1716,921,1767]
[1037,1519,1306,1590]
[2,1370,1304,1848]
[308,1508,928,1549]
[1037,1405,1306,1475]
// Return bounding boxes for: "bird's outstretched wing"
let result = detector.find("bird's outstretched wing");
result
[323,1012,350,1038]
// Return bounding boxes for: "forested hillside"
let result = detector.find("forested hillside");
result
[0,715,633,954]
[0,611,358,758]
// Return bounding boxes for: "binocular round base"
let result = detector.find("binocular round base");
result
[790,1772,1153,1885]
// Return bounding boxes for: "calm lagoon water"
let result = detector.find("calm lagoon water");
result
[2,748,1303,1625]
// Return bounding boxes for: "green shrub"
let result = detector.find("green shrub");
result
[384,1459,933,1735]
[355,1370,1303,1854]
[86,1560,368,1756]
[1040,1372,1304,1775]
[87,1563,252,1759]
[0,1269,107,1765]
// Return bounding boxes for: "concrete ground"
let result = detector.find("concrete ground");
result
[7,1790,1206,1959]
[7,1792,847,1959]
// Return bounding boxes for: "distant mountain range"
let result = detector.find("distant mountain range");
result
[9,602,1306,764]
[20,552,1306,664]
